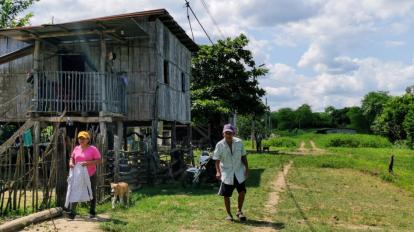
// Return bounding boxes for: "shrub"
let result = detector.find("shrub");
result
[323,134,392,148]
[263,137,297,148]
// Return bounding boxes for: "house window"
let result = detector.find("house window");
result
[163,60,169,85]
[181,72,186,92]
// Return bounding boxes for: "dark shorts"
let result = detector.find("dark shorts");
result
[218,176,246,197]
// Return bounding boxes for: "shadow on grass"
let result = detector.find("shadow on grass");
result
[246,168,264,187]
[100,218,129,231]
[132,168,265,197]
[284,171,316,232]
[239,219,285,229]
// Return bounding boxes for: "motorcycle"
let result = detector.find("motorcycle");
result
[182,149,217,187]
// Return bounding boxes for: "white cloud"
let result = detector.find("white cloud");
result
[384,40,405,47]
[266,58,414,111]
[281,0,414,74]
[21,0,414,111]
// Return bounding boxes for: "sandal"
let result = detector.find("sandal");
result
[236,211,246,221]
[225,215,234,221]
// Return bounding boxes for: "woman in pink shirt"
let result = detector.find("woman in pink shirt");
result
[68,131,101,219]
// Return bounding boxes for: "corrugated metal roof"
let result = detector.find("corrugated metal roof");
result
[0,9,198,52]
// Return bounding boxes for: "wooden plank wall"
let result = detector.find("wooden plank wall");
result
[0,36,33,122]
[0,16,193,124]
[54,39,156,121]
[154,19,192,124]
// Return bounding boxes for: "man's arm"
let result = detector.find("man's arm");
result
[215,160,221,180]
[213,144,222,180]
[242,156,249,178]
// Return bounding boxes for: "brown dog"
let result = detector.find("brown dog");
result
[111,182,130,209]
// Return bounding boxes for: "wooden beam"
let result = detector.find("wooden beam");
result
[130,18,148,34]
[32,116,115,123]
[114,120,123,182]
[107,33,127,44]
[0,207,62,232]
[0,120,34,157]
[33,40,40,111]
[100,33,108,112]
[0,45,34,65]
[171,120,177,149]
[114,135,120,182]
[55,128,67,207]
[33,121,40,210]
[14,29,116,40]
[42,24,70,32]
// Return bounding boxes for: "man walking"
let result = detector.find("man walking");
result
[213,124,249,221]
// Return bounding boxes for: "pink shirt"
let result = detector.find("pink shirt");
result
[71,145,101,176]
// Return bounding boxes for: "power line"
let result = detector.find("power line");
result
[185,1,195,41]
[185,0,214,45]
[199,0,226,40]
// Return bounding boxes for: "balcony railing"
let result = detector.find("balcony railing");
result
[33,71,127,115]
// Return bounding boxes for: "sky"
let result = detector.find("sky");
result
[23,0,414,112]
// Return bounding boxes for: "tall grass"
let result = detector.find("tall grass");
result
[315,134,392,148]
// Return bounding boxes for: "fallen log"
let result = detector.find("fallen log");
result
[0,207,62,232]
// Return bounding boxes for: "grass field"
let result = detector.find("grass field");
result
[95,154,285,232]
[4,132,414,231]
[275,164,414,231]
[93,133,414,231]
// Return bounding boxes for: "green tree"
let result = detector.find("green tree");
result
[372,94,414,142]
[191,34,268,142]
[403,108,414,147]
[361,91,391,127]
[326,107,350,128]
[273,108,296,130]
[0,0,38,28]
[295,104,313,129]
[312,112,333,128]
[346,106,370,132]
[237,115,269,140]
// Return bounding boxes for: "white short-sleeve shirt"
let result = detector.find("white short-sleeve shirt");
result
[213,137,247,185]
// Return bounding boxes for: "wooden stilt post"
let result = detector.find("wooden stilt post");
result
[55,128,67,207]
[33,39,40,111]
[171,121,177,149]
[32,39,41,211]
[123,124,128,151]
[151,120,158,158]
[113,135,120,182]
[187,123,194,166]
[117,121,124,152]
[98,117,108,197]
[113,120,123,182]
[100,33,107,112]
[33,121,40,211]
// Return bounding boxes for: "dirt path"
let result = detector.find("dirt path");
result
[297,141,307,153]
[23,214,109,232]
[310,140,325,154]
[293,140,325,155]
[251,161,293,232]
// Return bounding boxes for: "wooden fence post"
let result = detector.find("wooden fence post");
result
[114,135,120,182]
[388,155,394,174]
[33,121,40,211]
[55,128,67,207]
[171,121,177,149]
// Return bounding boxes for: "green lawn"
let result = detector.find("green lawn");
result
[291,147,414,194]
[4,132,414,231]
[275,164,414,231]
[97,154,284,232]
[94,146,414,231]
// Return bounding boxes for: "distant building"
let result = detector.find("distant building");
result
[406,85,414,94]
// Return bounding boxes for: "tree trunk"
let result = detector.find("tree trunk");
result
[251,116,255,149]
